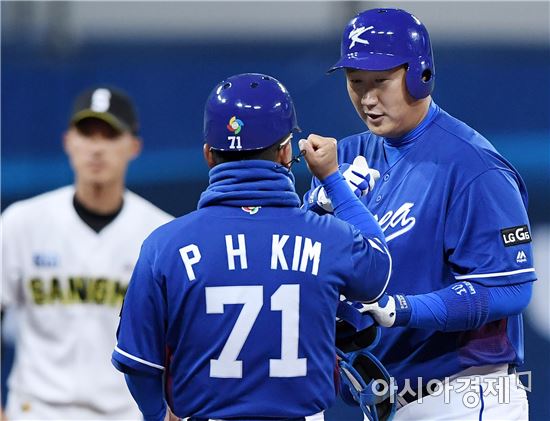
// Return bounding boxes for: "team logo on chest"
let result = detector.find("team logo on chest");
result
[374,202,416,242]
[32,253,59,268]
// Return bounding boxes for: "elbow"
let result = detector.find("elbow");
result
[365,248,392,303]
[513,282,533,315]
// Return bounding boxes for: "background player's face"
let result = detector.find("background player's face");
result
[346,67,427,138]
[64,118,141,187]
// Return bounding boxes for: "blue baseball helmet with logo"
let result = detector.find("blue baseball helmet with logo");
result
[330,8,435,100]
[204,73,300,151]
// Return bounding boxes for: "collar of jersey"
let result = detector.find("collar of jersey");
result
[384,100,440,147]
[197,160,301,209]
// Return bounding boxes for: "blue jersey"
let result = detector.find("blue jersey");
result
[311,102,536,388]
[112,161,390,419]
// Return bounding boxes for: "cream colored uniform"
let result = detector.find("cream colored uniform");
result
[2,186,172,420]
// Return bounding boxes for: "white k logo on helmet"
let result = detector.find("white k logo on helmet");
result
[348,26,374,49]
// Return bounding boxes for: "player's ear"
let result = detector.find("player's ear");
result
[203,144,217,168]
[129,135,142,159]
[276,140,292,168]
[62,130,73,155]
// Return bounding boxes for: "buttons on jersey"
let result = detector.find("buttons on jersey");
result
[383,173,390,181]
[376,195,382,202]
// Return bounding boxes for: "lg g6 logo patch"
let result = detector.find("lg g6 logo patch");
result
[501,225,531,247]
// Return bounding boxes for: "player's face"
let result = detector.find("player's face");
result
[346,67,428,138]
[64,118,141,187]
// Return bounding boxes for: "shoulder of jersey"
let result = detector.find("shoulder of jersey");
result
[302,208,357,238]
[2,185,74,221]
[431,110,509,171]
[124,190,174,225]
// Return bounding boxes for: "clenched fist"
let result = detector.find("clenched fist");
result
[298,134,338,180]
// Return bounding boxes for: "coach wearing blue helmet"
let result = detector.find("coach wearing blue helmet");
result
[111,73,393,421]
[303,8,535,421]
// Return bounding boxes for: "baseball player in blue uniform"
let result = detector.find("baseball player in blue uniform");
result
[303,8,536,420]
[111,73,392,421]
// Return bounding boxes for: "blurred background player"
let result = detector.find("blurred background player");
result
[305,8,536,421]
[111,73,392,421]
[1,87,172,420]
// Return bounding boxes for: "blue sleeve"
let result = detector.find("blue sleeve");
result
[444,169,536,286]
[112,241,167,376]
[319,172,390,303]
[124,372,167,421]
[341,231,391,303]
[407,281,533,331]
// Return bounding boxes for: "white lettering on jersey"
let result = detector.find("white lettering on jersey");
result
[225,234,248,270]
[179,244,202,281]
[375,202,416,242]
[292,236,303,271]
[270,235,321,276]
[271,235,290,270]
[348,26,374,49]
[299,238,321,276]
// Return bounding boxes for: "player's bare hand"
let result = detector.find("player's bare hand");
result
[298,134,338,180]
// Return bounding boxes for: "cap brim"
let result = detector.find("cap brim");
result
[328,55,407,73]
[71,110,130,133]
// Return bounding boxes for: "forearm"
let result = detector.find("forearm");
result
[407,281,533,331]
[124,372,166,421]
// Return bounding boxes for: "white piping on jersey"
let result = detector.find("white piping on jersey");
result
[455,268,535,280]
[366,237,393,303]
[367,237,384,253]
[114,345,165,371]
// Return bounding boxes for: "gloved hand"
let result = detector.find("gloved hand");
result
[342,156,380,198]
[357,294,412,328]
[307,156,380,214]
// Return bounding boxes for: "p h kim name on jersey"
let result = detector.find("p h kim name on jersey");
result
[180,233,322,281]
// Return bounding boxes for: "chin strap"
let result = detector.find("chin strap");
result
[284,148,307,169]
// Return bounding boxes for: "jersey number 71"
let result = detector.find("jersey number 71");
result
[205,284,307,379]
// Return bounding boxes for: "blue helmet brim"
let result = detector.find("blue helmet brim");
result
[328,55,407,73]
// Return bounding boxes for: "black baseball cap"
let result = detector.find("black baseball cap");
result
[70,87,139,134]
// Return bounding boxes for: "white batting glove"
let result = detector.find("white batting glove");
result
[342,156,380,197]
[357,294,412,328]
[309,156,380,213]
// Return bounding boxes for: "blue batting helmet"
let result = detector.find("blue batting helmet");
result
[330,8,435,99]
[204,73,300,151]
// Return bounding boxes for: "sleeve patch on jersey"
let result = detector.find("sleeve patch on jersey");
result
[500,225,531,247]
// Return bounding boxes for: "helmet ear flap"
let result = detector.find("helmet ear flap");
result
[405,57,435,99]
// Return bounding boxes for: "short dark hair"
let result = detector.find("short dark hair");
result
[210,134,290,165]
